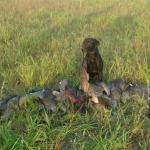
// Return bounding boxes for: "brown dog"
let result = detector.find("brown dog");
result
[80,38,103,84]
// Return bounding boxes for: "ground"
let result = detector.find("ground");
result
[0,0,150,149]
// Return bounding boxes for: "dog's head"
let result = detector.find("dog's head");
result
[82,38,100,53]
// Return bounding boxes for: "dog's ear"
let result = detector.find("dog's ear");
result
[94,39,100,47]
[81,38,89,53]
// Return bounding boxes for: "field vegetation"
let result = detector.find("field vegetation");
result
[0,0,150,149]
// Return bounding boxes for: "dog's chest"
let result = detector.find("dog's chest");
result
[86,54,98,73]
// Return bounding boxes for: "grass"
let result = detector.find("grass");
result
[0,0,150,149]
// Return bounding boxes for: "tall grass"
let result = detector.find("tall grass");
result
[0,0,150,149]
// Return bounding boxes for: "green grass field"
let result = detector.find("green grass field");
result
[0,0,150,149]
